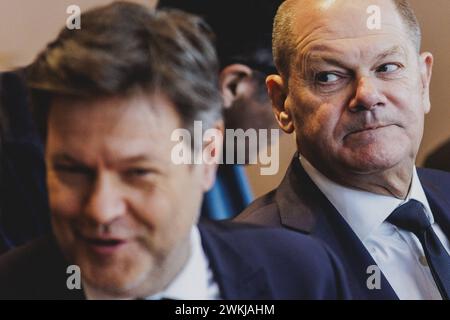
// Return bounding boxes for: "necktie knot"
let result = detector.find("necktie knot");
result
[387,199,431,235]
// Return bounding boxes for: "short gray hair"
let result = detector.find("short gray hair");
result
[273,0,422,78]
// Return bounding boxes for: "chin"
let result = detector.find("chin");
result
[78,250,151,295]
[341,144,411,174]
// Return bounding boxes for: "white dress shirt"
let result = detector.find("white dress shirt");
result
[300,156,450,300]
[84,225,221,300]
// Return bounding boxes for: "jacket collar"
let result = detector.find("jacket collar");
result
[275,153,328,232]
[418,169,450,238]
[198,222,272,299]
[274,153,398,299]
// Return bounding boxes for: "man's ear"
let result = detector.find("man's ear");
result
[219,64,254,109]
[419,52,433,114]
[201,120,224,192]
[266,74,294,133]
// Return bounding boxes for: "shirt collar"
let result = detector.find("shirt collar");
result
[299,155,434,242]
[146,225,214,300]
[83,225,215,300]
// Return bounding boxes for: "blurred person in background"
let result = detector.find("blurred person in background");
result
[158,0,282,220]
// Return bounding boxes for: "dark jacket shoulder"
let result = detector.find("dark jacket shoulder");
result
[418,167,450,189]
[199,220,351,299]
[0,236,83,299]
[233,189,281,227]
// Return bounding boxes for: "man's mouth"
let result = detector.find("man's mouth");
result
[354,124,387,133]
[346,124,394,138]
[79,235,129,255]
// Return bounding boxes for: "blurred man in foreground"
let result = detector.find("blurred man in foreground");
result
[0,2,349,300]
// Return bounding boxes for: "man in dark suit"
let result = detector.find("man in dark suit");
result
[0,2,349,300]
[236,0,450,300]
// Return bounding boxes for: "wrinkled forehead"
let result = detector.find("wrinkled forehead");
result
[291,0,411,55]
[46,93,181,164]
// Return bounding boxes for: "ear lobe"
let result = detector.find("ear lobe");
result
[420,52,433,114]
[219,64,253,108]
[201,120,224,192]
[266,75,294,133]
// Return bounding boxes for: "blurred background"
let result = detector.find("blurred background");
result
[0,0,449,197]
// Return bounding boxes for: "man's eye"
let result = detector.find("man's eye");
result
[316,72,341,84]
[377,63,400,73]
[54,164,92,175]
[126,168,152,177]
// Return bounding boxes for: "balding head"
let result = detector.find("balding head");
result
[273,0,421,78]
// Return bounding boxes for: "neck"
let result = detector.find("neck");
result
[312,159,415,199]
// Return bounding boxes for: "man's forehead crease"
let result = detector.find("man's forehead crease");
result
[293,23,331,54]
[295,44,346,75]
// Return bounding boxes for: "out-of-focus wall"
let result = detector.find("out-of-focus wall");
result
[0,0,448,198]
[0,0,157,69]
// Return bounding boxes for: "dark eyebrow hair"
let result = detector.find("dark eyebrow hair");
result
[304,44,407,69]
[119,155,155,164]
[50,153,155,166]
[50,153,83,164]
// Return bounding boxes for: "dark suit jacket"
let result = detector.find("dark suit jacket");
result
[0,220,350,299]
[235,154,450,300]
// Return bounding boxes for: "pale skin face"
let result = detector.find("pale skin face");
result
[267,0,433,198]
[46,93,218,298]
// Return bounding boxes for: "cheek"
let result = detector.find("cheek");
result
[290,91,342,144]
[129,176,196,241]
[384,82,425,136]
[47,171,84,218]
[46,173,80,255]
[132,188,173,228]
[385,71,424,109]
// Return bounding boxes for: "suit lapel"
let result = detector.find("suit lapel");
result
[275,154,398,299]
[418,169,450,239]
[198,223,273,299]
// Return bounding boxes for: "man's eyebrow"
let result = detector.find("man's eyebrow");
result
[375,45,407,61]
[50,153,82,164]
[304,45,407,67]
[119,155,154,164]
[303,45,348,68]
[302,54,347,72]
[50,153,157,166]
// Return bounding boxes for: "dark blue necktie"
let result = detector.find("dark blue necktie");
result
[387,199,450,300]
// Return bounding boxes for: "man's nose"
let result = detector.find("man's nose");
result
[348,76,386,112]
[83,174,127,225]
